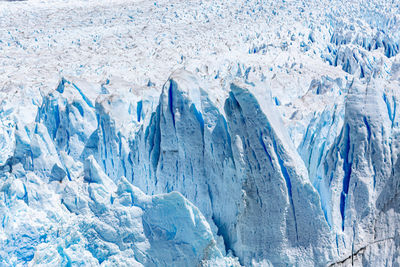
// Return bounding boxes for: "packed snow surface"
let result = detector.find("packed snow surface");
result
[1,0,400,266]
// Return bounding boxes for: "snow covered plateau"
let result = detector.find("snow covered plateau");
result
[1,0,400,266]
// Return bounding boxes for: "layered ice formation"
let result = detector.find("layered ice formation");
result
[1,0,400,266]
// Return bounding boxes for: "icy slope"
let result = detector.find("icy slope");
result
[1,0,400,266]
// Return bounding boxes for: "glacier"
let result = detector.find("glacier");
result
[1,0,400,266]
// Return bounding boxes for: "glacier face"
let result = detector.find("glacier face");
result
[1,0,400,266]
[0,79,232,266]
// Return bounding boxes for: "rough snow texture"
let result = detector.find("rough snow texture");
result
[1,0,400,266]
